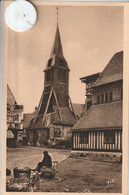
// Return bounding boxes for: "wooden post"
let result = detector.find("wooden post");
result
[53,90,62,121]
[68,94,78,120]
[41,87,53,125]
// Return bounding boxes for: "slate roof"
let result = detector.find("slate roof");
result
[72,101,122,131]
[93,51,123,87]
[45,24,69,70]
[50,24,63,59]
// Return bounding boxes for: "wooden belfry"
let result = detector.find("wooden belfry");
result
[27,19,77,146]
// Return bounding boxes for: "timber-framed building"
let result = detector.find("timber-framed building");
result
[72,51,123,153]
[27,24,77,146]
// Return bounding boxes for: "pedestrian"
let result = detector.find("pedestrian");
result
[37,151,52,172]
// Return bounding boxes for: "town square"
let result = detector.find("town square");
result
[4,3,124,193]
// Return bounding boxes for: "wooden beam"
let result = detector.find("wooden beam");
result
[41,87,53,125]
[53,90,62,121]
[68,94,78,120]
[33,90,45,125]
[37,90,44,114]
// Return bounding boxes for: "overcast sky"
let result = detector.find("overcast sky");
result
[5,4,123,113]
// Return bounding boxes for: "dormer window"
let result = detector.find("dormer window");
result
[48,58,52,67]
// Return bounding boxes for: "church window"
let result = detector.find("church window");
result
[80,132,89,144]
[97,94,100,104]
[104,131,115,144]
[109,91,113,102]
[105,92,108,103]
[101,93,104,103]
[58,69,65,81]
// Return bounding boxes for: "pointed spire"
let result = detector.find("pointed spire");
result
[50,24,64,58]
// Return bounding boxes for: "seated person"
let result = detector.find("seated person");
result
[37,151,52,172]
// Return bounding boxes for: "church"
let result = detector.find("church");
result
[26,24,77,146]
[71,51,123,161]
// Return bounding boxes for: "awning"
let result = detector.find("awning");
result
[8,124,15,130]
[7,130,14,138]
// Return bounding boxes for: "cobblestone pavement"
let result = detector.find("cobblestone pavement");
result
[6,146,70,173]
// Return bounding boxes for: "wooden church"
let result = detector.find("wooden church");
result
[72,51,123,154]
[27,24,77,146]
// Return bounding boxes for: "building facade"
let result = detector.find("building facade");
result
[80,73,101,110]
[7,85,24,147]
[72,51,123,154]
[27,24,77,146]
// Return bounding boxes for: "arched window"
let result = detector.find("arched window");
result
[101,93,104,103]
[97,94,100,104]
[105,92,108,103]
[109,91,113,102]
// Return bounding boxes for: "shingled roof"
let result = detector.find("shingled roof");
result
[93,51,123,87]
[72,101,122,131]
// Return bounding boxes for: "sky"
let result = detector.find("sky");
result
[4,3,123,113]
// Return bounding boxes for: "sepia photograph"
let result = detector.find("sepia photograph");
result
[2,1,128,193]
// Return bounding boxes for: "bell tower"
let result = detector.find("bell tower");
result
[37,24,71,115]
[44,24,69,106]
[27,11,77,147]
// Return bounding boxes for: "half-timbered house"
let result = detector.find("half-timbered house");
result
[7,85,24,147]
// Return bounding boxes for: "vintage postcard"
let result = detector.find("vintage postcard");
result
[1,1,129,194]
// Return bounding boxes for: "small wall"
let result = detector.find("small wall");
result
[70,151,122,163]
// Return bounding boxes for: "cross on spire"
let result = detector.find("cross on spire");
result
[56,7,59,24]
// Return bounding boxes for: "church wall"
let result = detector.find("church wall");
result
[49,125,72,141]
[27,130,35,146]
[92,81,122,105]
[27,129,49,146]
[37,129,49,146]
